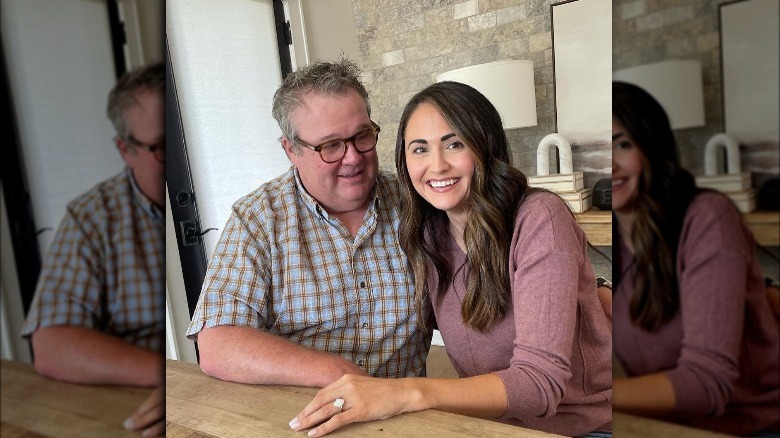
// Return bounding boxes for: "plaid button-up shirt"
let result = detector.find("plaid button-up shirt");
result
[21,167,165,351]
[187,167,430,378]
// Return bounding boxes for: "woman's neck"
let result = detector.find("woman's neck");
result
[447,212,467,253]
[614,209,636,253]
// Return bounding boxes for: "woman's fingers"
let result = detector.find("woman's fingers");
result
[291,396,345,431]
[124,387,164,432]
[306,410,359,437]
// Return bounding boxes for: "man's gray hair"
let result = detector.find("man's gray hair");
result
[272,58,370,153]
[106,62,165,140]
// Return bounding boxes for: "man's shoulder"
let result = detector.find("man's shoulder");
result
[65,169,128,215]
[231,166,297,216]
[375,171,402,208]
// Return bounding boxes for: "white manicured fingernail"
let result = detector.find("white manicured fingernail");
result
[289,418,300,429]
[308,428,319,437]
[123,418,135,429]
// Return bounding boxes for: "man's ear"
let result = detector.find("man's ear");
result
[281,137,297,161]
[115,136,129,162]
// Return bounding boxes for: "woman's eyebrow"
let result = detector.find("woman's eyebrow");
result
[407,132,457,147]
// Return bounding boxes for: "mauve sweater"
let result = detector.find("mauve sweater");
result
[614,191,780,435]
[430,191,613,436]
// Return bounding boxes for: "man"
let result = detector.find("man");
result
[20,62,166,437]
[186,59,430,387]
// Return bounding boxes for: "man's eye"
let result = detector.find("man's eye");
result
[355,131,374,142]
[321,141,342,151]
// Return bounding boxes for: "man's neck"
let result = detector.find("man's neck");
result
[330,198,371,238]
[131,169,165,209]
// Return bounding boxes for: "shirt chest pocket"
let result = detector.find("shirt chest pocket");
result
[273,275,353,335]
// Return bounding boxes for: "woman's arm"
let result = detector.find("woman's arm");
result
[290,373,507,437]
[613,194,748,419]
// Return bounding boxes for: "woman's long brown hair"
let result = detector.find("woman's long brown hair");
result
[613,82,699,331]
[394,81,531,332]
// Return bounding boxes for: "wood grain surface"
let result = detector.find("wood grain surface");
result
[165,359,562,438]
[1,360,151,438]
[613,412,735,438]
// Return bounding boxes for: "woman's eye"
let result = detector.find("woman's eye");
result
[613,141,632,150]
[411,146,427,154]
[446,141,464,150]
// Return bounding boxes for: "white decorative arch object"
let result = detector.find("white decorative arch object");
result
[536,133,573,176]
[704,133,740,175]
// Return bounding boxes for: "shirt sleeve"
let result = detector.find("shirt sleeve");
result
[21,206,106,336]
[664,194,746,417]
[185,204,273,340]
[495,193,584,420]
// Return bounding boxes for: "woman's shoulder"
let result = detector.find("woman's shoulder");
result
[513,190,575,230]
[684,190,743,227]
[688,190,738,213]
[680,190,751,251]
[517,190,571,217]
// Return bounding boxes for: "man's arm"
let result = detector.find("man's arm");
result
[31,326,162,387]
[197,325,367,388]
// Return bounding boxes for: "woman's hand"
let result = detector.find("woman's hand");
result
[124,386,164,436]
[289,374,424,437]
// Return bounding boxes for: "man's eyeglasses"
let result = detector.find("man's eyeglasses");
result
[294,122,380,163]
[127,135,165,162]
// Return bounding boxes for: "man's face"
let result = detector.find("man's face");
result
[283,89,379,215]
[117,90,165,186]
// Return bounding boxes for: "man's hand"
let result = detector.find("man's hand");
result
[124,386,164,437]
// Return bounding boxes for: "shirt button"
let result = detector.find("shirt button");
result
[358,360,364,367]
[359,281,366,288]
[361,322,368,329]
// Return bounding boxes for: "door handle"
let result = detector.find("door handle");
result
[179,220,217,247]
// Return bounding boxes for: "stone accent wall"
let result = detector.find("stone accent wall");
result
[351,0,610,189]
[613,0,779,189]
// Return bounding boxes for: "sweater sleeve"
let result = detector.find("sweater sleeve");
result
[664,193,746,417]
[495,192,584,420]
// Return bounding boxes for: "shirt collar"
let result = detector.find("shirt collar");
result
[292,167,379,220]
[126,167,163,220]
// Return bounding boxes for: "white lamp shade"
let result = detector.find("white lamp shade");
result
[436,60,537,129]
[613,59,706,130]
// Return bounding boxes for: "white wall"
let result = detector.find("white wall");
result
[0,0,163,364]
[301,0,360,63]
[165,0,290,361]
[0,188,32,363]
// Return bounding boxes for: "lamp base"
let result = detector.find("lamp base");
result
[723,189,756,213]
[557,188,593,214]
[528,171,584,192]
[696,172,751,192]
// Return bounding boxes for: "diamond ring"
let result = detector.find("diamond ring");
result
[333,397,345,410]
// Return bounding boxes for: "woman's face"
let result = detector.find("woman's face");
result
[403,103,476,223]
[612,116,645,213]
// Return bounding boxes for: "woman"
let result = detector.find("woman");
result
[289,81,612,437]
[611,81,780,435]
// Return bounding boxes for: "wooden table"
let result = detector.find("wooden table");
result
[743,211,780,246]
[575,209,612,246]
[574,210,780,247]
[0,360,152,437]
[166,359,562,437]
[613,412,735,437]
